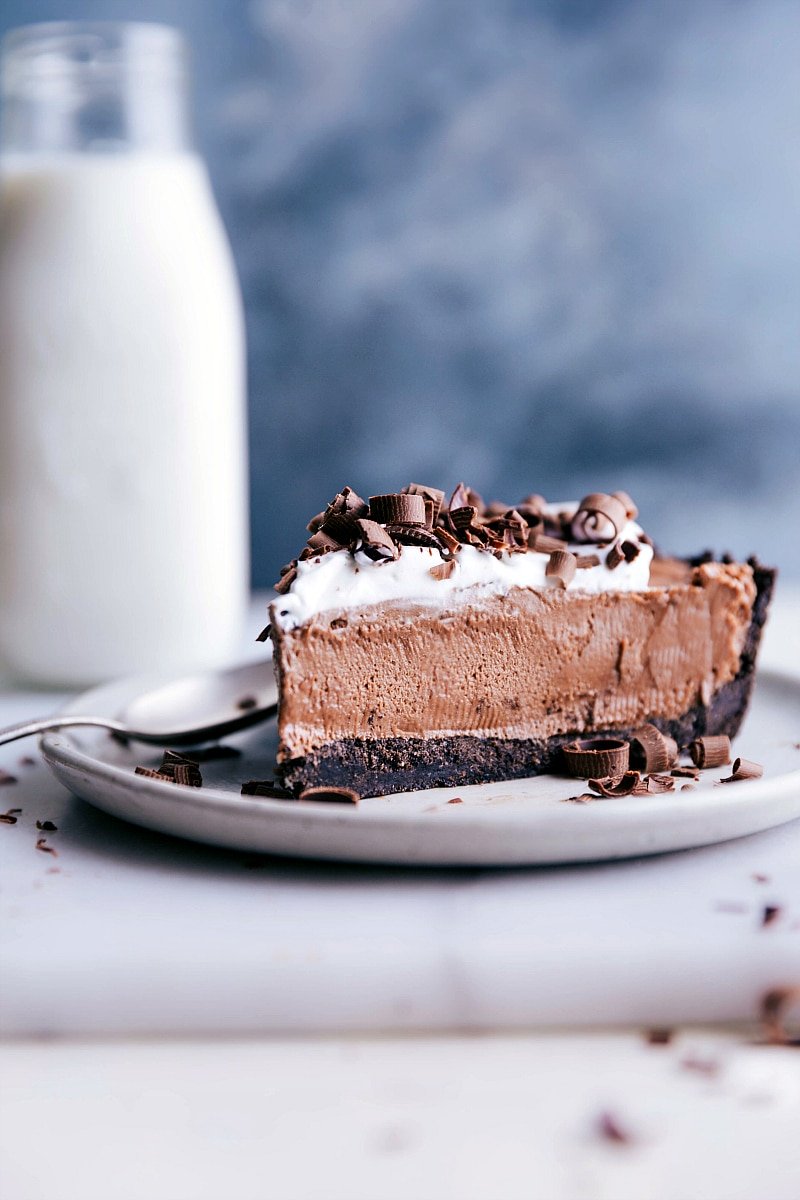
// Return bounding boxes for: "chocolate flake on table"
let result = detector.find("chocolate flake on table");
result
[762,904,782,927]
[588,771,641,797]
[562,737,630,779]
[35,820,58,832]
[571,493,628,544]
[0,768,18,787]
[562,793,596,804]
[446,796,463,804]
[299,786,360,805]
[630,725,677,773]
[35,837,58,856]
[241,779,294,798]
[545,549,577,588]
[641,773,676,794]
[0,808,22,825]
[646,1027,674,1046]
[720,757,764,784]
[690,735,732,769]
[429,559,457,581]
[761,987,800,1045]
[596,1111,635,1146]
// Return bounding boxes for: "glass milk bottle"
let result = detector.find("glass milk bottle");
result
[0,22,249,686]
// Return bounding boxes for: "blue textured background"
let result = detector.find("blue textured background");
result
[2,1,798,584]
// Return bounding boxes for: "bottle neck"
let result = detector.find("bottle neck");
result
[0,21,191,156]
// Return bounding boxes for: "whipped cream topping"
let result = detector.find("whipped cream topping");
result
[273,504,653,631]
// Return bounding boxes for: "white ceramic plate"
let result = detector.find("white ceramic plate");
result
[40,664,800,866]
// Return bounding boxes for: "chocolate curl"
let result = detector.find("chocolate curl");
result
[575,554,601,569]
[689,735,732,769]
[434,527,461,555]
[369,493,426,525]
[671,765,700,779]
[429,559,456,580]
[530,532,568,554]
[629,725,678,773]
[403,484,445,525]
[353,519,399,561]
[605,544,624,570]
[720,758,764,783]
[326,486,369,519]
[321,511,360,545]
[386,524,443,548]
[545,550,577,589]
[299,786,360,805]
[306,529,341,554]
[588,771,641,797]
[562,738,630,780]
[571,493,628,544]
[306,510,326,534]
[611,490,639,521]
[273,564,297,594]
[641,773,676,793]
[448,482,471,512]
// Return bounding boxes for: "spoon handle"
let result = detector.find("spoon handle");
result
[0,715,125,746]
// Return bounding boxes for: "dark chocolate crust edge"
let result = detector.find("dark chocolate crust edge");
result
[278,559,777,799]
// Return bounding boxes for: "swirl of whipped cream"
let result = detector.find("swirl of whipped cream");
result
[570,492,628,544]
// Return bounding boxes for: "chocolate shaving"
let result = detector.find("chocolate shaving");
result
[529,532,567,554]
[762,904,782,927]
[353,518,399,561]
[403,484,445,525]
[305,529,341,554]
[385,523,443,549]
[588,771,641,797]
[448,482,472,512]
[0,769,18,787]
[641,773,676,793]
[446,796,463,804]
[681,783,696,791]
[0,808,21,824]
[306,510,326,534]
[135,750,203,788]
[605,543,624,570]
[19,756,36,768]
[671,765,700,779]
[646,1027,674,1046]
[562,738,630,780]
[574,554,601,569]
[720,757,764,783]
[429,559,457,581]
[630,725,677,773]
[256,623,272,643]
[173,763,202,787]
[690,735,732,769]
[241,779,294,798]
[621,540,640,562]
[36,820,57,831]
[237,696,257,711]
[369,493,426,526]
[545,549,577,588]
[299,786,360,805]
[35,838,57,856]
[434,527,461,555]
[571,493,628,544]
[273,565,297,594]
[611,490,639,520]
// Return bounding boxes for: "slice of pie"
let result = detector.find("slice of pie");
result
[265,485,775,798]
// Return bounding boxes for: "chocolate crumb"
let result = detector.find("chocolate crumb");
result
[446,796,463,804]
[0,808,21,825]
[35,820,58,832]
[35,838,58,856]
[18,756,36,768]
[646,1027,674,1046]
[237,696,258,711]
[762,905,782,927]
[429,558,457,581]
[0,769,18,787]
[752,873,770,884]
[596,1111,635,1145]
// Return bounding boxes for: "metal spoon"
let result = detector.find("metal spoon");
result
[0,660,278,747]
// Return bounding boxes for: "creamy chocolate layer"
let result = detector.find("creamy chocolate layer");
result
[271,561,756,764]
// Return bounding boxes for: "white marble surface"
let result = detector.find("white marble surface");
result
[3,1030,800,1200]
[1,591,800,1038]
